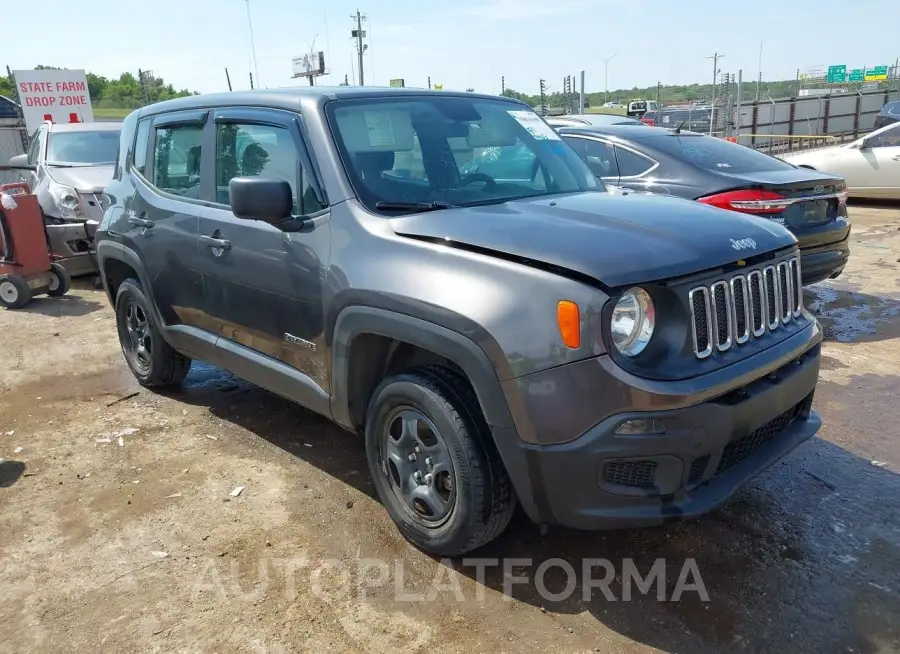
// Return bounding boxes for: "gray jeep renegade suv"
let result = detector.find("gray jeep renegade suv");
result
[96,88,822,556]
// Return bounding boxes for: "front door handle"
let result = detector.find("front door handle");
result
[128,214,154,229]
[200,235,232,250]
[892,155,900,161]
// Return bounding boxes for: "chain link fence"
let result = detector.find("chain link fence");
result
[0,122,28,185]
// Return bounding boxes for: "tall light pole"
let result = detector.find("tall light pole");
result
[704,51,724,135]
[602,52,618,105]
[245,0,260,88]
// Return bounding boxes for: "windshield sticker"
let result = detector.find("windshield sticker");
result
[507,110,561,141]
[661,115,671,124]
[363,110,397,148]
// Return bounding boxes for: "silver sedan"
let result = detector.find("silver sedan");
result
[781,121,900,200]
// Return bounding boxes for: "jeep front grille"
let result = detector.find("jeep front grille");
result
[689,256,802,359]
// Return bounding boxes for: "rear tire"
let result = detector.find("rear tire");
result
[365,365,516,557]
[47,262,71,297]
[115,277,191,388]
[0,274,32,309]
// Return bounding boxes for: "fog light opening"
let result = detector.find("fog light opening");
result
[614,419,666,435]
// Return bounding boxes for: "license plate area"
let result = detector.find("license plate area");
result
[785,198,835,227]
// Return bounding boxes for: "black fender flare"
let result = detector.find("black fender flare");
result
[96,240,158,317]
[330,305,514,431]
[329,306,546,521]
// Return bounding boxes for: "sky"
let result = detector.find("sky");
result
[5,0,899,97]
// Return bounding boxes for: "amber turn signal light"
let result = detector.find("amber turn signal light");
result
[557,300,580,349]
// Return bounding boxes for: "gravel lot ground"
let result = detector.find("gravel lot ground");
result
[1,202,898,654]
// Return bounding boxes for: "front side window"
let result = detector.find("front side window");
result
[47,129,120,165]
[153,124,203,197]
[866,123,900,149]
[214,122,324,215]
[327,96,598,212]
[27,127,45,164]
[132,119,151,177]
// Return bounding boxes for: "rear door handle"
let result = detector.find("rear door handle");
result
[128,214,154,229]
[200,235,232,250]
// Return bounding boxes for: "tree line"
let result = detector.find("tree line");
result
[0,66,195,109]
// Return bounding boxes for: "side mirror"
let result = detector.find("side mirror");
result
[6,154,35,171]
[229,177,293,225]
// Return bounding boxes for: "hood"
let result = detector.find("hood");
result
[780,145,845,163]
[391,192,797,288]
[45,164,115,193]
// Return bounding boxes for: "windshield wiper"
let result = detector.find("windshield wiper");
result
[375,200,455,213]
[46,162,98,168]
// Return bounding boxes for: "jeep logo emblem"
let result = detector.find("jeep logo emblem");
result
[814,185,824,194]
[731,238,757,251]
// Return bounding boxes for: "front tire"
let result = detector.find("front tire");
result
[0,274,32,309]
[365,366,516,557]
[115,278,191,388]
[47,262,71,297]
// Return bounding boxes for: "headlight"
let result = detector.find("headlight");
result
[610,287,655,357]
[47,179,83,219]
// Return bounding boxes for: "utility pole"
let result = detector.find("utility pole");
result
[656,81,661,108]
[579,70,585,112]
[539,79,547,116]
[602,52,618,105]
[427,76,431,90]
[704,51,724,135]
[501,76,505,95]
[351,10,367,86]
[756,40,763,102]
[249,71,254,90]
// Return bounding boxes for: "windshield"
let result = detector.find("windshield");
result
[326,96,600,212]
[47,129,120,165]
[645,134,797,173]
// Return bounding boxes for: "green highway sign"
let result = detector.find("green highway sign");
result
[827,65,847,83]
[389,78,405,87]
[865,66,889,81]
[848,69,865,82]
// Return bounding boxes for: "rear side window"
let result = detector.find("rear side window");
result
[132,119,151,177]
[153,124,203,198]
[645,135,795,173]
[564,137,618,178]
[615,147,654,177]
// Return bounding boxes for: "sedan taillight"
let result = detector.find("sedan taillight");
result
[697,189,787,215]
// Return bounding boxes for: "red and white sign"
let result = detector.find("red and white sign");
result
[13,69,94,135]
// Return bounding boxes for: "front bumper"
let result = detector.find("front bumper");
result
[45,221,98,277]
[495,325,822,530]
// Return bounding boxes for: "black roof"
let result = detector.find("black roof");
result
[557,124,707,141]
[136,86,523,119]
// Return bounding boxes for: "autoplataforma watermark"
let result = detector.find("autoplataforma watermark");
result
[190,556,709,604]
